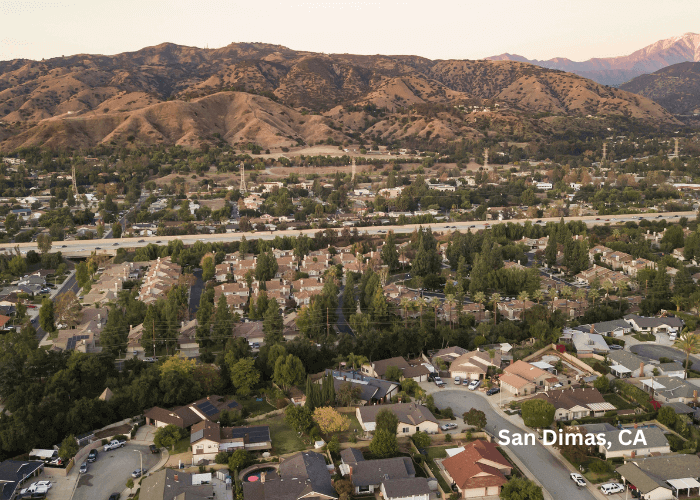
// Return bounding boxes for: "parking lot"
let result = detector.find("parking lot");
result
[73,443,160,500]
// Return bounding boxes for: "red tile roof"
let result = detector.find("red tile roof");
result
[442,440,510,491]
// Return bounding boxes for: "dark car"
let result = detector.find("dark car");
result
[95,247,101,250]
[486,387,500,396]
[138,239,145,242]
[112,242,119,246]
[87,449,98,462]
[149,444,160,454]
[109,494,120,500]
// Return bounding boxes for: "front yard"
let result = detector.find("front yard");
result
[602,393,636,411]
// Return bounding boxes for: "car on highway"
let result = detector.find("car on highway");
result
[600,483,624,495]
[440,422,458,431]
[95,247,101,250]
[61,245,67,248]
[87,449,98,462]
[570,473,586,487]
[113,243,119,246]
[138,239,145,242]
[468,379,481,391]
[79,462,88,474]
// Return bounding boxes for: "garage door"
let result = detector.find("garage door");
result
[487,486,500,495]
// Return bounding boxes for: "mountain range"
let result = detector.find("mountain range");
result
[487,33,700,86]
[0,42,678,150]
[620,62,700,115]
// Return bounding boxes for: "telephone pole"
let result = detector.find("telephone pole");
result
[152,322,156,358]
[326,307,330,338]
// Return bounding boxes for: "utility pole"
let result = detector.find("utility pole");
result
[152,322,156,358]
[326,307,329,338]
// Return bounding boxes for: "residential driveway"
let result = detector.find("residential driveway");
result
[431,390,597,500]
[630,344,700,371]
[73,443,160,500]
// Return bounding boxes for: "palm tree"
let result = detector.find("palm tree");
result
[602,281,614,303]
[400,297,412,328]
[416,296,427,328]
[428,297,440,329]
[346,352,369,371]
[517,291,529,303]
[676,329,700,377]
[472,291,486,307]
[574,289,587,318]
[490,292,501,325]
[588,288,599,307]
[532,289,544,305]
[445,294,456,330]
[671,295,686,313]
[561,285,573,300]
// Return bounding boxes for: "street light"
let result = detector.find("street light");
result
[134,450,143,481]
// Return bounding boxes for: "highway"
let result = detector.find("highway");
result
[4,211,695,258]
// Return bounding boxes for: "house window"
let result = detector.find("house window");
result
[359,486,370,493]
[402,427,409,434]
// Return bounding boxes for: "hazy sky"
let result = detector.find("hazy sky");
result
[1,0,698,62]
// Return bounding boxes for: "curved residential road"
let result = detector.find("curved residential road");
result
[630,344,700,372]
[3,211,695,258]
[431,390,597,500]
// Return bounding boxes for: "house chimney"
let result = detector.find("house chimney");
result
[639,362,644,377]
[98,313,101,321]
[631,451,635,458]
[174,474,179,482]
[590,324,595,334]
[349,466,353,479]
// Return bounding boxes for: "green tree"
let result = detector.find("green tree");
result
[112,222,122,239]
[36,233,52,254]
[39,297,55,333]
[230,358,260,396]
[154,424,187,450]
[657,406,677,427]
[76,262,90,288]
[544,235,557,268]
[593,375,610,394]
[369,428,398,458]
[412,431,431,449]
[212,295,233,345]
[462,408,487,430]
[228,449,251,471]
[342,274,357,318]
[381,231,400,271]
[8,255,26,276]
[676,330,700,377]
[273,354,305,390]
[384,365,403,382]
[255,250,279,283]
[263,301,284,345]
[375,408,399,434]
[521,399,555,428]
[58,434,78,460]
[500,478,544,500]
[202,256,215,282]
[284,404,314,433]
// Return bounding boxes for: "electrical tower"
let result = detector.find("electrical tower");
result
[239,163,246,192]
[484,148,489,169]
[351,158,356,180]
[602,143,607,163]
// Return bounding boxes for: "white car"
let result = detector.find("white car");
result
[440,423,458,431]
[454,376,461,385]
[570,473,586,487]
[468,379,481,391]
[434,377,445,387]
[27,481,52,490]
[600,483,624,495]
[20,484,50,495]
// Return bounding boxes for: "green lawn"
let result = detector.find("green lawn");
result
[253,414,307,455]
[603,393,636,411]
[334,411,363,442]
[239,398,276,417]
[426,446,450,460]
[426,459,451,492]
[171,437,191,455]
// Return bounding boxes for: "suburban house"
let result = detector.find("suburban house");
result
[641,376,698,404]
[441,440,512,498]
[140,468,213,500]
[496,299,536,321]
[356,403,439,436]
[326,370,399,405]
[242,451,337,500]
[190,421,271,464]
[599,427,670,459]
[581,319,633,337]
[607,351,665,379]
[624,315,684,336]
[448,350,501,381]
[498,360,556,396]
[431,346,469,367]
[339,449,428,498]
[528,388,615,421]
[564,330,610,355]
[145,395,240,429]
[0,460,44,500]
[616,454,700,500]
[361,357,430,382]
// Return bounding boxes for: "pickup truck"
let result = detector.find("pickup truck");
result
[103,439,126,451]
[20,484,49,496]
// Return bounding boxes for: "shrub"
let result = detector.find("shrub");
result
[589,460,609,474]
[215,451,230,464]
[445,434,453,442]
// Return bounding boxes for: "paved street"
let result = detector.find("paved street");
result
[430,389,597,500]
[630,343,700,371]
[73,443,160,500]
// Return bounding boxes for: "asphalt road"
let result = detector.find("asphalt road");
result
[73,443,160,500]
[630,344,700,371]
[431,390,596,500]
[5,211,695,258]
[335,286,353,336]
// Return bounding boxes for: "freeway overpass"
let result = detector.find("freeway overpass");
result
[4,211,696,258]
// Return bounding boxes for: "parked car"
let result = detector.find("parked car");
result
[143,357,156,363]
[468,380,481,391]
[608,344,623,350]
[440,423,458,431]
[109,494,121,500]
[132,468,147,478]
[486,387,500,396]
[570,473,586,487]
[434,377,445,387]
[79,462,88,474]
[103,439,126,451]
[552,382,564,388]
[20,484,50,495]
[24,482,51,491]
[87,449,98,462]
[453,376,461,385]
[600,483,624,495]
[149,444,160,454]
